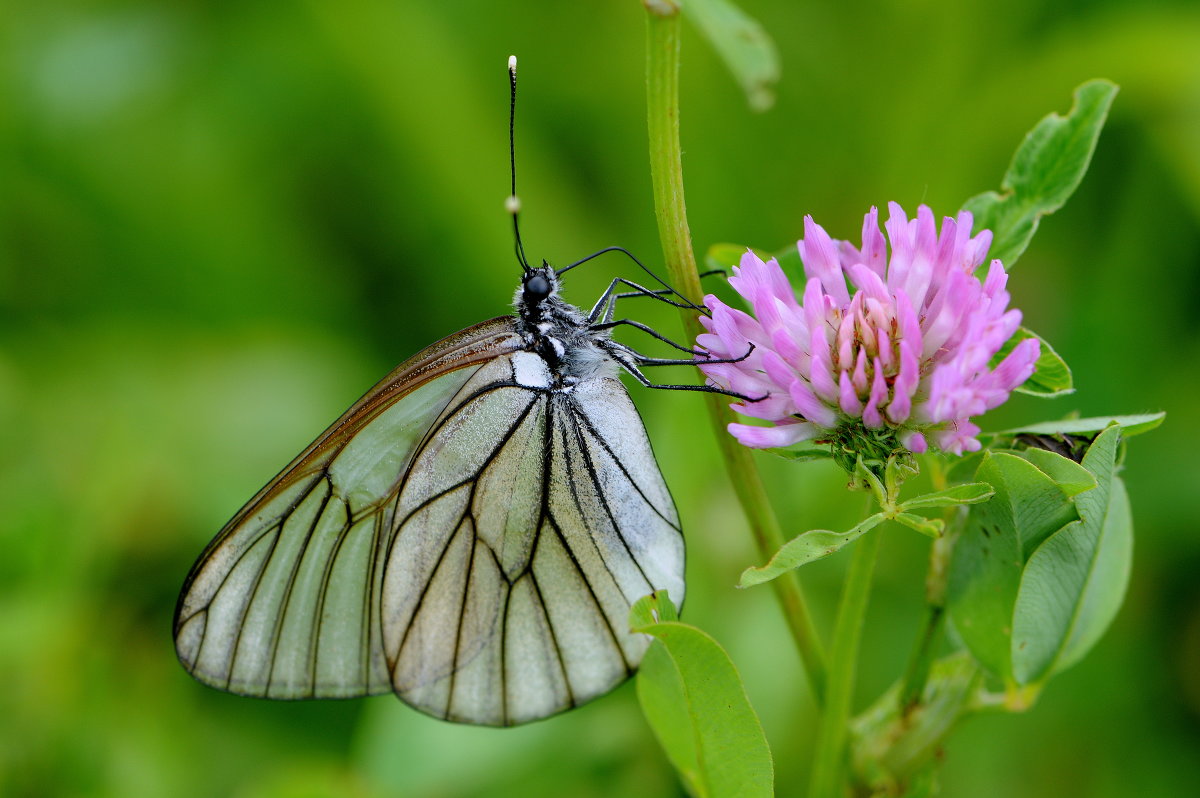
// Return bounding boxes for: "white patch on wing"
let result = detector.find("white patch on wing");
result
[511,350,551,388]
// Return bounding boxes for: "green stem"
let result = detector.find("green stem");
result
[808,528,883,798]
[898,605,944,711]
[900,503,953,709]
[642,0,827,704]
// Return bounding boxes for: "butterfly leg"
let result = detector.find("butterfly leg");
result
[586,270,729,324]
[603,342,763,401]
[591,318,703,354]
[607,338,756,367]
[594,322,756,367]
[586,277,695,323]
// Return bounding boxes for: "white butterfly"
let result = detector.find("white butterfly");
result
[174,260,730,724]
[174,56,745,726]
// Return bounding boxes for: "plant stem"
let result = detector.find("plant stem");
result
[899,605,944,710]
[808,528,883,798]
[900,503,953,709]
[642,0,827,704]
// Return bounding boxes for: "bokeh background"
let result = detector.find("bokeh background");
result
[4,1,1199,796]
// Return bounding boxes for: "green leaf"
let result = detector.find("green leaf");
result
[1018,449,1096,496]
[630,589,681,626]
[704,242,758,273]
[993,327,1073,397]
[773,242,803,281]
[892,513,944,539]
[682,0,779,112]
[900,483,995,511]
[962,80,1118,269]
[989,412,1165,441]
[945,452,1084,680]
[739,514,886,587]
[1011,428,1132,684]
[632,592,774,798]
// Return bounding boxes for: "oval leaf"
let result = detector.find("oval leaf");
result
[682,0,780,112]
[632,592,774,798]
[739,514,886,588]
[945,452,1084,680]
[1011,427,1132,684]
[963,80,1118,269]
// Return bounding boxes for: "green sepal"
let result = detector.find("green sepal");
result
[766,445,834,463]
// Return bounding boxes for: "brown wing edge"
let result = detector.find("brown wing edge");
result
[173,317,523,649]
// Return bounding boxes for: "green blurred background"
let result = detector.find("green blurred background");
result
[4,1,1199,796]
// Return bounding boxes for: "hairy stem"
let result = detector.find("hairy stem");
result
[808,528,883,798]
[642,0,827,703]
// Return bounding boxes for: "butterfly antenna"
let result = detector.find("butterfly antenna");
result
[507,55,531,273]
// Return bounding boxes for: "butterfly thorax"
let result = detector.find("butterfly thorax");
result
[513,265,616,387]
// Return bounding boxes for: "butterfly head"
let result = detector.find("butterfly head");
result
[519,262,560,313]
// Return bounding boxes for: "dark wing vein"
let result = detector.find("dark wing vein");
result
[445,512,478,718]
[264,478,336,695]
[386,380,541,535]
[524,567,575,708]
[550,411,634,671]
[308,495,359,695]
[223,525,285,689]
[390,387,539,664]
[176,351,499,699]
[571,403,681,531]
[564,404,657,605]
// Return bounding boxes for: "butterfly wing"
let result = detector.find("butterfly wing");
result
[383,350,684,725]
[176,320,684,725]
[174,317,522,699]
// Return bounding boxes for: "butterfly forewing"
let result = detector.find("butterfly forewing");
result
[174,318,522,699]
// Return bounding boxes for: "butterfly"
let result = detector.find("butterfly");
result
[174,56,744,726]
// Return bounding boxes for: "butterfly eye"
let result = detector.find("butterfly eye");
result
[524,274,551,302]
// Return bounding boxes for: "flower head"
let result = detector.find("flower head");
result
[697,203,1039,460]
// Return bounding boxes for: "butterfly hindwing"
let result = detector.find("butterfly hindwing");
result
[383,354,683,725]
